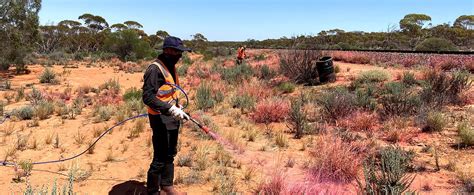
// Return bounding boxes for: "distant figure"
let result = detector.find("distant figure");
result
[236,45,247,65]
[142,36,191,195]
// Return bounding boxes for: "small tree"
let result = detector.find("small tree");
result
[279,50,321,85]
[190,33,208,53]
[0,0,42,72]
[103,29,154,61]
[454,15,474,30]
[399,13,432,34]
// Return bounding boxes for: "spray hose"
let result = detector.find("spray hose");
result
[0,83,212,167]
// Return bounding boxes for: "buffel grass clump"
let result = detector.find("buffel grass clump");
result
[357,146,415,194]
[196,82,222,111]
[287,97,308,139]
[15,86,25,102]
[316,87,356,121]
[230,93,255,114]
[255,171,286,194]
[420,70,472,107]
[379,82,421,117]
[177,152,193,167]
[458,122,474,146]
[252,98,288,124]
[34,100,54,120]
[39,68,59,84]
[420,111,447,132]
[92,105,114,123]
[258,64,276,80]
[309,134,361,183]
[27,87,43,106]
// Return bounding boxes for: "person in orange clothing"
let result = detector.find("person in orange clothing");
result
[236,45,247,65]
[142,36,191,195]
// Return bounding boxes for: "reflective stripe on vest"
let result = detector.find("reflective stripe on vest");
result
[147,60,179,115]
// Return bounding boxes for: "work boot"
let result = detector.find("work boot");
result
[161,186,187,195]
[147,163,164,195]
[161,186,176,195]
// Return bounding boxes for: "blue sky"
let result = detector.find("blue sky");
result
[39,0,473,41]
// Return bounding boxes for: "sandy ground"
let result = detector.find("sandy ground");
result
[0,49,472,194]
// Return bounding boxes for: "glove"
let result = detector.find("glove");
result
[168,105,190,120]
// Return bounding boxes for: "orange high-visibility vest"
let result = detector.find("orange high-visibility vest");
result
[237,47,245,58]
[146,60,180,115]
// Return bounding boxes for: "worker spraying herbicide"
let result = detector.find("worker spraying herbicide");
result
[236,45,247,65]
[142,36,191,195]
[0,36,235,194]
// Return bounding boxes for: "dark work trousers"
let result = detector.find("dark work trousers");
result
[236,57,243,65]
[147,114,179,194]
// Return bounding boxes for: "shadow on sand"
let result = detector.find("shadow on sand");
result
[109,180,147,195]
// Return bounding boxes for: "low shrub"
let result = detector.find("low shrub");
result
[254,53,266,61]
[274,130,289,148]
[177,153,193,167]
[177,63,191,77]
[181,53,193,65]
[401,71,418,86]
[287,97,308,139]
[420,111,447,132]
[15,86,25,102]
[34,100,54,120]
[128,118,146,138]
[73,131,86,145]
[126,98,145,114]
[252,98,289,123]
[54,101,68,117]
[237,81,272,100]
[355,85,378,111]
[259,64,276,80]
[14,106,34,120]
[195,82,222,111]
[231,93,256,113]
[340,111,378,132]
[350,70,390,89]
[458,122,474,146]
[221,62,253,84]
[99,79,121,94]
[28,87,43,106]
[39,68,59,84]
[357,146,415,194]
[255,172,286,194]
[277,82,296,93]
[309,135,360,183]
[316,87,356,121]
[456,168,474,193]
[379,82,421,117]
[212,170,238,194]
[93,106,114,123]
[122,87,142,102]
[334,65,341,73]
[421,70,472,107]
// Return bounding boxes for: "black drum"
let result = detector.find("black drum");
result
[316,56,336,83]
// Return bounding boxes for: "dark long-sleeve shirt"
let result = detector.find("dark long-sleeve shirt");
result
[142,54,179,130]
